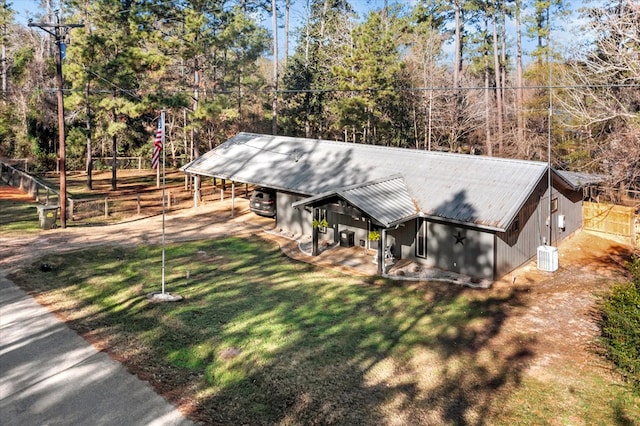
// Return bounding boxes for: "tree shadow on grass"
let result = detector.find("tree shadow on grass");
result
[162,241,533,425]
[10,237,535,425]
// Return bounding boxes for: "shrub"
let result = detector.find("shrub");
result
[599,256,640,392]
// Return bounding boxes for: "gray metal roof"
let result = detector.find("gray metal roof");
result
[182,132,553,231]
[291,175,419,227]
[556,170,606,189]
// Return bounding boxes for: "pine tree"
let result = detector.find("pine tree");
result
[330,10,404,145]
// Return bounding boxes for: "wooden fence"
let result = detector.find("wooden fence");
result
[583,201,638,244]
[2,159,252,224]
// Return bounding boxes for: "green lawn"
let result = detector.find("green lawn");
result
[10,237,640,425]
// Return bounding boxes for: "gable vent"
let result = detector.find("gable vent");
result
[537,245,558,272]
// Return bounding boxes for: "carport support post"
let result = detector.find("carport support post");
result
[193,175,201,207]
[312,207,319,256]
[231,182,235,217]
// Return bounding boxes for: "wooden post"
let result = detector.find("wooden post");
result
[104,197,108,218]
[377,232,384,275]
[231,183,235,217]
[312,207,319,256]
[137,195,141,215]
[68,198,74,221]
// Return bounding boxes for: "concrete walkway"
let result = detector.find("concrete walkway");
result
[0,273,195,426]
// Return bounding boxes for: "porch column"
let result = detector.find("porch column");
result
[312,207,319,256]
[377,228,385,275]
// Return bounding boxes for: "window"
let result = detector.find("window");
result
[318,208,327,233]
[551,197,558,213]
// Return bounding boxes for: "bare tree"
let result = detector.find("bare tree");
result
[556,1,640,191]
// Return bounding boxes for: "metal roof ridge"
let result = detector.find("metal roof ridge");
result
[337,174,405,193]
[236,132,549,167]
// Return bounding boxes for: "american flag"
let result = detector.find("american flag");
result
[151,115,163,170]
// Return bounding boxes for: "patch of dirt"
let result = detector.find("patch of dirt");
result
[488,231,635,381]
[0,184,38,202]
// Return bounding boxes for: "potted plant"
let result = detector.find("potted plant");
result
[312,218,329,229]
[367,229,381,261]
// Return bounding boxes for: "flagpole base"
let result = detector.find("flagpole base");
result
[146,291,184,302]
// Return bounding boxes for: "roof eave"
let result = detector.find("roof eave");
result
[419,212,506,232]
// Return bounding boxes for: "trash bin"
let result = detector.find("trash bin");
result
[339,229,354,247]
[36,205,59,229]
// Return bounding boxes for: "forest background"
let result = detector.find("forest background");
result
[0,0,638,196]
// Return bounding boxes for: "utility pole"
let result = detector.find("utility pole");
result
[1,0,8,98]
[28,12,82,229]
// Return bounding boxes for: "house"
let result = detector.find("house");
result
[181,132,590,282]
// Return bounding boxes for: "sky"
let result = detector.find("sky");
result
[9,0,597,62]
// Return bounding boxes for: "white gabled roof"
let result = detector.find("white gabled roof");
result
[182,132,555,231]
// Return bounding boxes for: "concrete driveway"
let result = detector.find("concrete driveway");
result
[0,272,195,426]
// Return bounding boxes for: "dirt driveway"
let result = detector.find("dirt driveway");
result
[1,183,635,388]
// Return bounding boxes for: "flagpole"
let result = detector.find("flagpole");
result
[148,109,182,303]
[161,109,166,294]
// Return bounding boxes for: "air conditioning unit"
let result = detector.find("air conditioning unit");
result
[537,245,558,272]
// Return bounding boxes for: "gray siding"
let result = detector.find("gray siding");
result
[277,192,312,236]
[387,222,415,260]
[424,222,495,280]
[495,181,546,278]
[495,178,583,278]
[331,214,370,248]
[273,177,582,282]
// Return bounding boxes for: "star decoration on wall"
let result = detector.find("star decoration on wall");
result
[454,231,466,245]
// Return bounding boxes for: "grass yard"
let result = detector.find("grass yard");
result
[10,236,640,425]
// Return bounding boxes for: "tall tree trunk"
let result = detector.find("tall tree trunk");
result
[192,58,201,205]
[1,0,6,99]
[320,0,329,39]
[111,133,117,190]
[272,0,278,135]
[451,0,464,150]
[111,88,117,191]
[484,18,492,156]
[304,0,311,137]
[284,0,290,69]
[84,0,92,190]
[492,11,503,155]
[85,78,93,190]
[515,0,525,148]
[500,3,507,138]
[453,1,462,93]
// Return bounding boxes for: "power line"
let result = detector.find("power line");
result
[6,82,640,97]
